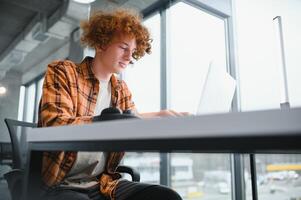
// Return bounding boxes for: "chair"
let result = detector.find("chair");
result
[4,118,140,200]
[4,118,36,200]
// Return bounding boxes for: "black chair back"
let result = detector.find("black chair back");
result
[4,118,36,200]
[4,118,36,169]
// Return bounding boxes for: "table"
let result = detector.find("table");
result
[24,108,301,200]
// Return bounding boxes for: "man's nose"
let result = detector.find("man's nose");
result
[123,50,132,61]
[124,53,130,61]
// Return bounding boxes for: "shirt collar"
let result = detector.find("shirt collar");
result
[78,56,97,80]
[78,56,121,91]
[110,73,121,91]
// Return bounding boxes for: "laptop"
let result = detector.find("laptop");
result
[196,61,236,115]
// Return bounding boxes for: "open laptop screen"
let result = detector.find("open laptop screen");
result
[196,61,236,115]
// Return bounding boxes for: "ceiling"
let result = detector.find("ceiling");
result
[0,0,160,81]
[0,0,64,58]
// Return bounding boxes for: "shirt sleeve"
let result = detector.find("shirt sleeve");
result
[38,61,93,127]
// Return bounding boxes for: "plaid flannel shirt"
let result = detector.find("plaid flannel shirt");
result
[38,56,135,200]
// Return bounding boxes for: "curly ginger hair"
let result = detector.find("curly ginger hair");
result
[80,9,152,61]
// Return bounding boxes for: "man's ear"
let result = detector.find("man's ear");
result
[96,45,107,53]
[95,46,102,53]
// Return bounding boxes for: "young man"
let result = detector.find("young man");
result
[38,9,185,200]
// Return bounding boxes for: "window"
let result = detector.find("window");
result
[244,154,301,200]
[171,153,232,200]
[234,0,301,111]
[234,2,301,199]
[19,76,44,123]
[122,13,161,184]
[23,83,36,122]
[17,86,25,121]
[34,78,44,123]
[123,152,160,184]
[166,2,232,200]
[168,2,228,115]
[122,13,161,112]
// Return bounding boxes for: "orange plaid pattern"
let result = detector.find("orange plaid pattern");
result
[38,56,135,199]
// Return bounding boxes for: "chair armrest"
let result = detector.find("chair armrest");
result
[4,169,24,186]
[116,165,140,182]
[4,169,24,200]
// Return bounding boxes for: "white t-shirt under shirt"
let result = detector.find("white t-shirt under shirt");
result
[65,80,111,188]
[94,80,112,116]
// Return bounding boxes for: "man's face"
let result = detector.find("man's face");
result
[96,35,137,74]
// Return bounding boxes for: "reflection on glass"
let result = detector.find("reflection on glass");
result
[244,154,301,200]
[171,153,232,200]
[123,152,160,184]
[168,2,227,114]
[123,13,161,113]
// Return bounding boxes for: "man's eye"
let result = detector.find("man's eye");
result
[120,46,127,50]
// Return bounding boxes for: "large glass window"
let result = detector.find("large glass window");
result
[166,2,232,200]
[244,154,301,200]
[234,1,301,198]
[168,2,228,115]
[122,13,161,184]
[123,13,161,112]
[17,86,25,121]
[23,83,36,122]
[34,77,44,123]
[19,76,44,123]
[123,152,160,184]
[171,153,232,200]
[234,0,301,111]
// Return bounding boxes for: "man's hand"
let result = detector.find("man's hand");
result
[138,110,190,118]
[93,107,138,122]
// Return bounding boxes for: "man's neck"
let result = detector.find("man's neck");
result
[91,57,112,82]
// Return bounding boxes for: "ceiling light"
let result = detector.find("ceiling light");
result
[0,86,6,95]
[72,0,96,4]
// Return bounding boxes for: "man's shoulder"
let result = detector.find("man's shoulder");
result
[47,59,77,71]
[46,59,82,79]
